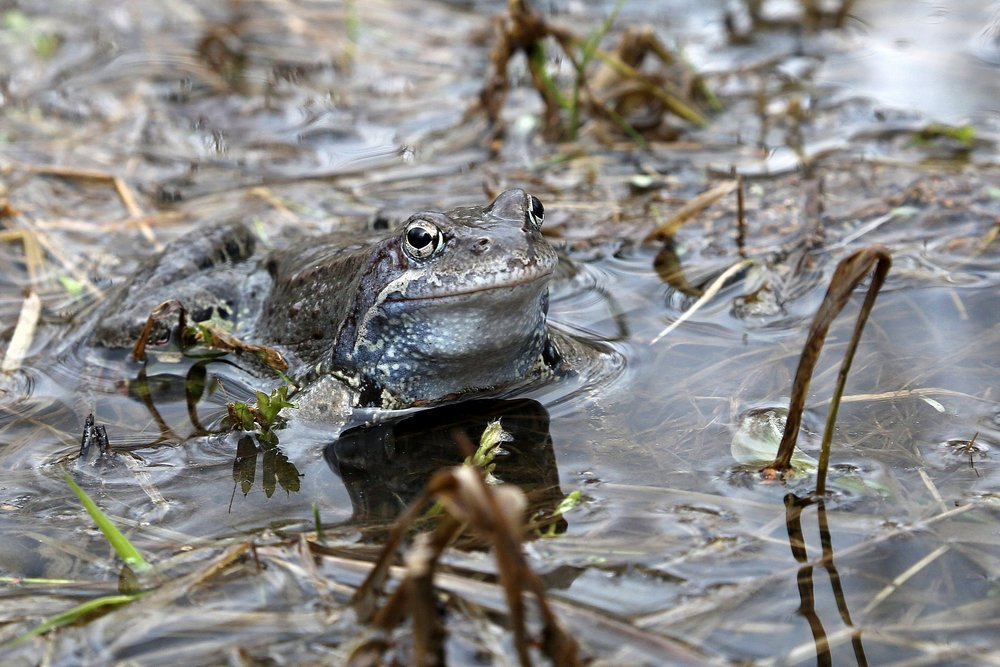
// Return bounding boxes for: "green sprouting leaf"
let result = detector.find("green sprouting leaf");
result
[3,10,59,59]
[914,123,976,148]
[554,490,583,515]
[58,275,85,298]
[312,503,325,542]
[11,593,143,645]
[466,419,513,484]
[258,385,296,425]
[3,10,30,31]
[63,470,152,573]
[229,401,255,431]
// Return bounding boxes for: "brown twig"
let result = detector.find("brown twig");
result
[348,464,580,666]
[736,174,747,258]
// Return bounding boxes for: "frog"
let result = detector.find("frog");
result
[90,189,564,411]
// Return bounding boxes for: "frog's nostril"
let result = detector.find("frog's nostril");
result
[472,237,490,253]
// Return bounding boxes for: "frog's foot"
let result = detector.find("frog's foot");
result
[131,299,189,361]
[78,413,118,469]
[186,322,288,373]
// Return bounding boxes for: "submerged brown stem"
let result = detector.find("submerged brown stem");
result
[766,245,892,493]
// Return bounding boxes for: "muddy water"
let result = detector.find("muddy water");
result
[1,0,999,664]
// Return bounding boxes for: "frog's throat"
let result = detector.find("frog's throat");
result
[348,268,549,357]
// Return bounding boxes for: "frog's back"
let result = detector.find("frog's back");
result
[91,223,263,348]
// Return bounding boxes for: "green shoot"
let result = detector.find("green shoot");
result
[313,503,325,542]
[226,385,297,443]
[10,593,143,645]
[464,419,513,485]
[62,470,152,574]
[537,490,583,537]
[58,275,86,298]
[569,0,624,139]
[914,122,975,148]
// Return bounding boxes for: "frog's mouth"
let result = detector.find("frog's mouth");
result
[383,269,553,302]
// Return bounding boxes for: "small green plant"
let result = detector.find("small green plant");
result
[226,385,297,443]
[464,418,513,484]
[12,593,142,645]
[536,490,583,537]
[914,122,975,148]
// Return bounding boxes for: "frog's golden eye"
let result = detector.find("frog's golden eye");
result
[403,219,442,260]
[527,195,544,229]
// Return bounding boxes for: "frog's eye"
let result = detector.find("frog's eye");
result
[527,195,544,229]
[403,219,442,260]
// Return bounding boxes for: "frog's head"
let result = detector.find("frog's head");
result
[335,189,558,406]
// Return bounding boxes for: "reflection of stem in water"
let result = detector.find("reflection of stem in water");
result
[784,493,869,667]
[784,493,832,667]
[134,364,177,443]
[184,361,210,435]
[817,499,868,666]
[132,359,213,442]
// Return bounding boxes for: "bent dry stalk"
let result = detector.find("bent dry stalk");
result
[347,464,580,667]
[764,245,892,495]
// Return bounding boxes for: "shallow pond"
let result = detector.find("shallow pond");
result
[1,0,999,664]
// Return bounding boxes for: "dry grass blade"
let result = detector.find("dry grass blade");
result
[644,180,738,243]
[765,245,892,494]
[651,259,752,344]
[860,544,949,616]
[478,0,708,144]
[16,162,159,248]
[348,465,580,667]
[0,228,44,285]
[2,289,41,373]
[556,28,708,127]
[0,228,46,372]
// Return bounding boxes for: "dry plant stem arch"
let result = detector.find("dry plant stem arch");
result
[348,466,580,667]
[766,245,892,495]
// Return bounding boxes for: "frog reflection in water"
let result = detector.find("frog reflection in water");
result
[93,189,562,411]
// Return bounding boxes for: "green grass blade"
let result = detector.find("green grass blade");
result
[569,0,624,138]
[63,470,152,573]
[10,593,141,645]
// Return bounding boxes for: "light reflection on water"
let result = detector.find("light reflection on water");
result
[824,0,1000,124]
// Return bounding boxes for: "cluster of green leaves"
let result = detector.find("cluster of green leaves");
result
[464,419,513,484]
[226,385,297,443]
